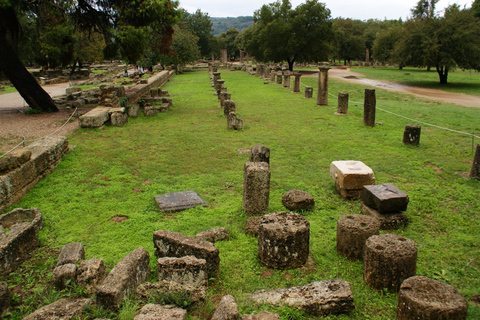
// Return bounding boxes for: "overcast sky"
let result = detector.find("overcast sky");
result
[179,0,473,20]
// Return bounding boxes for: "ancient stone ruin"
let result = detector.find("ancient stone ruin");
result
[336,214,380,260]
[243,162,270,216]
[330,160,375,200]
[403,124,421,145]
[281,189,315,211]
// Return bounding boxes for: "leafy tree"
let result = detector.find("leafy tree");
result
[411,0,439,19]
[218,28,240,60]
[371,23,404,64]
[332,18,365,65]
[395,5,480,84]
[160,23,200,69]
[244,0,333,71]
[473,0,480,18]
[181,9,215,58]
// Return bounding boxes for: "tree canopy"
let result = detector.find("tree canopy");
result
[243,0,333,71]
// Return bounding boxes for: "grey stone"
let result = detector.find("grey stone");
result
[136,280,206,303]
[153,230,220,278]
[157,256,208,288]
[52,263,77,290]
[244,216,261,236]
[242,312,280,320]
[361,183,409,213]
[243,162,270,216]
[71,99,85,109]
[246,279,355,315]
[96,247,150,308]
[134,304,187,320]
[0,281,10,315]
[227,112,243,130]
[57,242,85,267]
[76,258,107,289]
[281,189,315,211]
[224,100,236,117]
[115,86,126,97]
[23,298,91,320]
[211,295,239,320]
[143,106,158,116]
[10,148,32,165]
[79,106,111,128]
[360,203,409,230]
[155,103,170,112]
[249,144,270,165]
[154,191,207,212]
[127,105,140,118]
[336,214,380,260]
[110,112,128,127]
[65,87,82,95]
[195,227,230,243]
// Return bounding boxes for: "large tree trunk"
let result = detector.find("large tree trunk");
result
[287,58,295,71]
[0,6,58,112]
[436,65,448,84]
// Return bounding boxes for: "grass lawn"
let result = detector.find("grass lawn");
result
[352,66,480,96]
[2,69,480,319]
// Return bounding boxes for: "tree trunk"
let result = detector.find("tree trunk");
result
[287,58,295,71]
[436,65,448,84]
[0,7,59,113]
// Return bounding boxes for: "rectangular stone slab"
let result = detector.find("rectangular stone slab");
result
[330,161,375,190]
[361,183,409,213]
[154,191,207,212]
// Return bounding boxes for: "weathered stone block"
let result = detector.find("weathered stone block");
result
[155,103,170,112]
[224,100,236,117]
[23,298,91,320]
[249,144,270,165]
[244,216,262,236]
[52,263,77,290]
[134,304,187,320]
[211,295,239,320]
[403,124,421,145]
[242,162,270,216]
[361,183,409,213]
[143,106,158,116]
[360,203,409,230]
[396,276,467,320]
[330,161,375,190]
[246,279,355,315]
[96,247,150,308]
[76,258,107,288]
[128,105,140,118]
[136,280,206,303]
[79,106,111,128]
[281,189,315,211]
[154,191,207,212]
[57,242,85,267]
[110,112,128,127]
[336,214,380,260]
[195,227,229,243]
[157,256,207,288]
[258,212,310,269]
[242,312,280,320]
[227,112,243,130]
[153,230,220,278]
[363,234,417,292]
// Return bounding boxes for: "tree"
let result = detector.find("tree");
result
[371,23,404,64]
[244,0,333,71]
[395,5,480,84]
[159,23,200,69]
[181,9,215,58]
[332,18,365,65]
[411,0,439,19]
[218,28,240,60]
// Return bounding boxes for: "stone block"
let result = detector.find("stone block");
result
[242,312,280,320]
[336,214,380,260]
[211,295,239,320]
[136,280,206,303]
[403,124,421,145]
[76,258,107,288]
[52,263,77,290]
[258,212,310,269]
[227,112,243,130]
[246,279,355,315]
[110,112,128,127]
[249,144,270,165]
[281,189,315,211]
[57,242,85,267]
[79,106,111,128]
[115,86,126,97]
[155,103,170,112]
[96,247,150,308]
[157,256,208,288]
[65,87,82,95]
[224,100,236,117]
[363,234,417,293]
[330,160,375,190]
[361,183,409,213]
[128,105,140,118]
[134,304,187,320]
[0,282,10,315]
[396,276,467,320]
[153,230,220,278]
[23,298,91,320]
[143,106,158,116]
[360,203,409,230]
[154,191,207,212]
[242,162,270,216]
[195,227,229,243]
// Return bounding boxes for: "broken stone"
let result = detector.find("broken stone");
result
[246,279,355,315]
[224,100,236,117]
[281,189,315,211]
[76,258,107,289]
[244,216,262,236]
[211,295,239,320]
[361,183,409,213]
[79,106,111,128]
[330,161,375,190]
[96,247,150,308]
[403,124,421,146]
[304,86,313,99]
[154,191,207,212]
[157,256,208,288]
[52,263,77,290]
[242,311,280,320]
[128,105,140,118]
[243,162,270,216]
[249,144,270,165]
[336,214,380,260]
[57,242,85,267]
[110,112,128,127]
[143,106,158,116]
[136,280,206,303]
[153,230,220,278]
[195,227,230,243]
[360,203,409,230]
[134,304,187,320]
[23,298,91,320]
[227,111,243,130]
[10,148,32,165]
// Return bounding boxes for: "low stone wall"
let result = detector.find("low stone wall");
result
[0,136,69,213]
[125,70,174,103]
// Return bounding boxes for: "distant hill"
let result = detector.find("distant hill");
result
[210,16,254,36]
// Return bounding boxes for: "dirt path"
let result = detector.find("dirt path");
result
[327,68,480,108]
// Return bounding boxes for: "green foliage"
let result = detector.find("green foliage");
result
[161,23,200,67]
[332,18,366,64]
[218,28,240,59]
[210,16,254,36]
[181,9,215,57]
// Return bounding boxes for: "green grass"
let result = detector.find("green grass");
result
[2,69,480,319]
[352,66,480,96]
[0,85,19,95]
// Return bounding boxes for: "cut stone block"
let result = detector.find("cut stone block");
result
[155,103,170,112]
[76,258,107,289]
[57,242,85,267]
[403,124,421,145]
[330,161,375,190]
[244,216,262,236]
[281,189,315,211]
[360,203,409,230]
[211,295,239,320]
[246,279,355,315]
[128,105,140,118]
[258,212,310,269]
[363,234,417,293]
[79,106,111,128]
[134,304,187,320]
[336,214,380,260]
[154,191,207,212]
[396,276,468,320]
[136,280,206,303]
[23,298,91,320]
[52,263,77,290]
[249,144,270,164]
[242,312,280,320]
[110,112,128,127]
[361,183,409,213]
[96,247,150,308]
[153,230,220,278]
[243,162,270,216]
[195,227,230,243]
[143,106,158,116]
[157,256,208,288]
